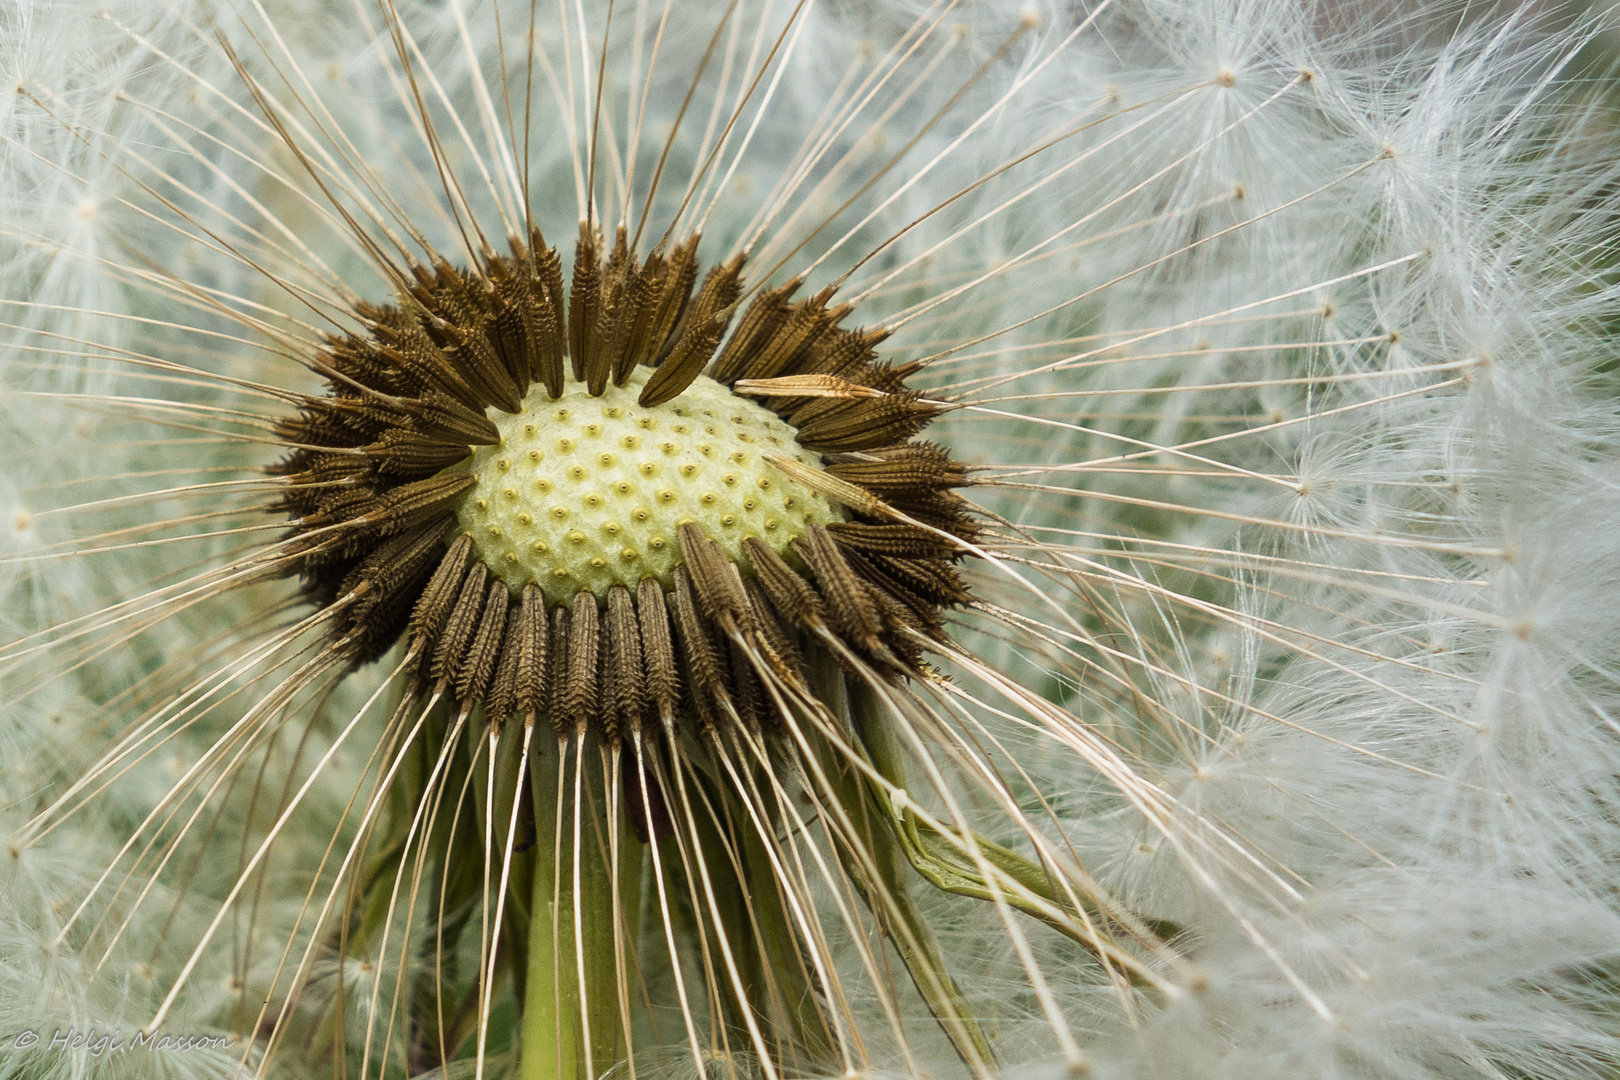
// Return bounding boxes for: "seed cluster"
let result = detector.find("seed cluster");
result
[271,223,977,734]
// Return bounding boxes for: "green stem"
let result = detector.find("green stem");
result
[520,732,635,1080]
[733,791,839,1068]
[578,741,625,1077]
[808,650,997,1073]
[520,733,578,1080]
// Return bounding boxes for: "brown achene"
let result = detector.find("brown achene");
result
[271,222,978,740]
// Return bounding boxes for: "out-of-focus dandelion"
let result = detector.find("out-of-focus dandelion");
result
[2,1,1619,1078]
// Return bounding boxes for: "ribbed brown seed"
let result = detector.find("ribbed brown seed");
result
[454,579,509,706]
[370,474,477,537]
[405,259,455,310]
[364,429,473,478]
[599,614,613,735]
[430,561,489,690]
[339,517,450,616]
[611,251,663,385]
[863,583,928,670]
[589,299,620,396]
[677,253,745,345]
[281,400,370,448]
[788,363,905,431]
[484,266,532,392]
[505,227,541,267]
[588,227,631,396]
[322,330,401,393]
[677,524,751,634]
[407,391,500,444]
[604,586,646,744]
[824,445,967,493]
[638,254,744,408]
[531,245,567,397]
[635,237,700,370]
[515,583,549,721]
[855,548,971,607]
[793,525,884,655]
[863,358,923,394]
[771,328,889,420]
[470,313,526,412]
[493,304,530,392]
[711,276,802,385]
[298,485,378,530]
[337,519,453,660]
[596,228,635,381]
[297,475,361,516]
[842,548,948,638]
[826,521,960,560]
[783,393,849,431]
[301,484,370,521]
[432,307,522,413]
[794,392,940,452]
[812,327,889,377]
[636,578,680,727]
[638,315,723,409]
[880,490,978,537]
[744,579,804,685]
[726,637,763,732]
[547,606,570,734]
[279,451,366,489]
[670,568,724,730]
[648,242,699,344]
[569,226,601,384]
[409,534,474,660]
[742,537,827,629]
[276,399,374,448]
[559,591,599,733]
[376,311,483,411]
[744,288,851,382]
[487,606,523,727]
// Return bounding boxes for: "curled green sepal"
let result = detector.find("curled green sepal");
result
[848,681,1182,990]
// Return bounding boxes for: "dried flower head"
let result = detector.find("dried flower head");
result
[276,220,975,707]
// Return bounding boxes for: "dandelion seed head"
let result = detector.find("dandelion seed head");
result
[3,0,1620,1077]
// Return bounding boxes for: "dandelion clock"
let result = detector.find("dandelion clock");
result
[3,1,1619,1078]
